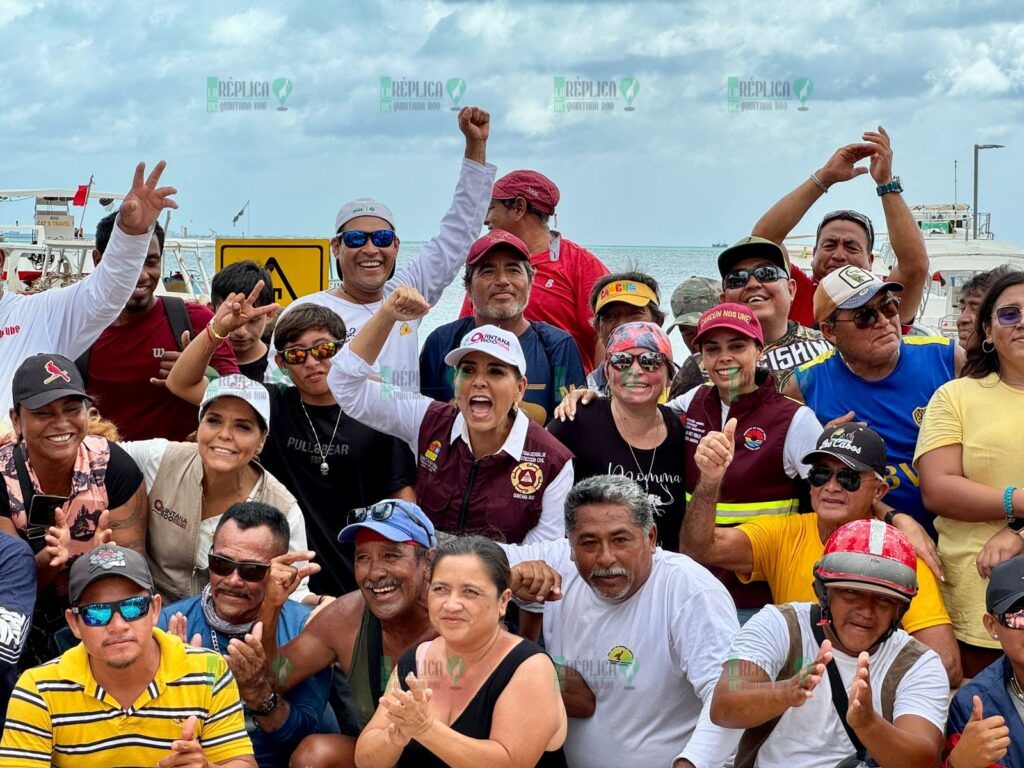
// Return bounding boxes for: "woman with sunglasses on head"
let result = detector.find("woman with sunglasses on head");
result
[122,370,319,606]
[675,303,822,622]
[329,285,573,547]
[547,322,688,550]
[167,289,417,599]
[356,535,567,767]
[917,270,1024,678]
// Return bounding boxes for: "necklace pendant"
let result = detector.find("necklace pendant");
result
[319,461,329,476]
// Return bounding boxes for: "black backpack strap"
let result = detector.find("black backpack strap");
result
[12,444,36,514]
[161,296,194,350]
[810,605,867,759]
[735,604,804,768]
[74,349,91,388]
[881,637,927,723]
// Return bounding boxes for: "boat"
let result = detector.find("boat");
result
[711,241,728,247]
[0,188,213,299]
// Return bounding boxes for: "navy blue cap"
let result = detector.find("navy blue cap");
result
[338,500,436,548]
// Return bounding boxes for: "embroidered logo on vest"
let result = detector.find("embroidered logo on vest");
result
[424,440,442,462]
[510,462,543,495]
[153,499,188,529]
[743,426,767,451]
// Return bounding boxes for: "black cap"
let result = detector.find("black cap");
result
[802,425,886,475]
[12,353,90,410]
[987,556,1024,614]
[69,544,155,605]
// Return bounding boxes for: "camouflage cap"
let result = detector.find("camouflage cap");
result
[668,276,721,329]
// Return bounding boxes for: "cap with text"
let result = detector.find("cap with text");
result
[335,197,395,233]
[13,353,90,410]
[491,170,560,215]
[802,424,887,475]
[466,229,531,266]
[70,544,155,605]
[200,374,271,431]
[692,302,765,347]
[813,265,903,325]
[444,324,527,377]
[594,279,660,314]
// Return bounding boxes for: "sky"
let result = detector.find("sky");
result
[1,0,1022,246]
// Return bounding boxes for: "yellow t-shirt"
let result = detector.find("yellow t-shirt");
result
[914,373,1024,648]
[739,512,950,635]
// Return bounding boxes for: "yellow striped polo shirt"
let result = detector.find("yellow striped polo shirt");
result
[0,627,252,767]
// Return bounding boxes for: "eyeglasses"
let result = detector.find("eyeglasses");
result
[208,553,271,582]
[607,351,665,372]
[807,466,880,492]
[724,265,787,290]
[337,229,396,249]
[832,295,900,330]
[349,501,434,543]
[71,595,153,627]
[999,608,1024,630]
[278,340,341,366]
[995,305,1024,328]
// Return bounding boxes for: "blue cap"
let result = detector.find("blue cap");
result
[338,500,437,548]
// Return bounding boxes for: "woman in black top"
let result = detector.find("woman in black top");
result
[355,536,567,768]
[549,321,686,550]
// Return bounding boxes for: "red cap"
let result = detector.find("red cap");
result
[492,170,560,215]
[466,229,531,266]
[692,302,765,347]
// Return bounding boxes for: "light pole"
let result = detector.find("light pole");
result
[973,143,1004,239]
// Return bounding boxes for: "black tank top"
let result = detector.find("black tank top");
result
[395,638,568,767]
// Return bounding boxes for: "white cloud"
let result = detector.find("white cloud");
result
[209,8,286,46]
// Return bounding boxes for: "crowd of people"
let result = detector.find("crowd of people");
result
[1,110,1023,768]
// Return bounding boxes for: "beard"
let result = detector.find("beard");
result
[480,298,526,321]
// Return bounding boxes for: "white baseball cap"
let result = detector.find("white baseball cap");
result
[443,325,527,377]
[334,197,395,232]
[813,265,903,325]
[200,374,271,431]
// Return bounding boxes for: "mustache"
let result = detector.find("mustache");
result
[363,578,402,591]
[214,586,250,600]
[588,567,630,581]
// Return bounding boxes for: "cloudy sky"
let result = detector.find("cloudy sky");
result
[1,0,1021,246]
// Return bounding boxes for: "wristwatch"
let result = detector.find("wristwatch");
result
[252,690,280,717]
[876,177,903,196]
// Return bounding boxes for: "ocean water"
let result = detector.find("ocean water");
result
[197,242,723,362]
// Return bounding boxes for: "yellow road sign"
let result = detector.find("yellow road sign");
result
[215,239,331,307]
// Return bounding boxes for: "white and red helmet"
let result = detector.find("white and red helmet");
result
[813,519,918,605]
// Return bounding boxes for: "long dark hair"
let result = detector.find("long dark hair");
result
[962,270,1024,379]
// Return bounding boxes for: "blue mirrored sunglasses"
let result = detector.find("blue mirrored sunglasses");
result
[71,595,152,627]
[338,229,395,249]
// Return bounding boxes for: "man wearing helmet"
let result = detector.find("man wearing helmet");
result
[704,519,949,768]
[681,424,961,685]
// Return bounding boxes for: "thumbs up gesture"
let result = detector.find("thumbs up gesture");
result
[946,695,1010,768]
[157,715,211,767]
[694,418,737,484]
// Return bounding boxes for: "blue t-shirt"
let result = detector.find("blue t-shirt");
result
[0,532,36,721]
[794,337,956,536]
[419,317,587,425]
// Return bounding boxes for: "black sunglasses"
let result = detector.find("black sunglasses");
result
[349,501,434,543]
[71,595,153,627]
[607,351,665,372]
[278,340,341,366]
[807,466,878,492]
[995,305,1024,328]
[208,553,271,582]
[724,265,787,290]
[337,229,396,249]
[832,295,900,330]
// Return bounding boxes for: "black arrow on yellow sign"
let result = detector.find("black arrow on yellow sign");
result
[263,256,298,302]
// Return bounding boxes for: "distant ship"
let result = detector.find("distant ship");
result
[711,241,728,247]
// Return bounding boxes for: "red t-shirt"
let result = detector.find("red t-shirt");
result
[85,299,238,440]
[459,234,609,370]
[788,267,817,327]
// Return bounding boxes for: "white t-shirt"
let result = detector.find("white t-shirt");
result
[669,386,822,479]
[726,602,949,768]
[121,439,311,602]
[502,539,741,768]
[0,221,153,419]
[266,157,495,392]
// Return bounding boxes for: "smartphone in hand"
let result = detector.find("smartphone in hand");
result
[26,494,69,540]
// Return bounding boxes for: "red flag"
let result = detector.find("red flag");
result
[72,184,89,206]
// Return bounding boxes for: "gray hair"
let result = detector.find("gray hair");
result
[564,475,655,533]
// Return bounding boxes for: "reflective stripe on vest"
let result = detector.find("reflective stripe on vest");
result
[684,493,799,525]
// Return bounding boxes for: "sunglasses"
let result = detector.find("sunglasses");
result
[208,553,271,582]
[807,466,879,492]
[349,501,434,543]
[71,595,153,627]
[724,265,787,290]
[337,229,396,249]
[998,608,1024,629]
[607,351,665,372]
[832,295,901,330]
[278,340,341,366]
[995,305,1024,328]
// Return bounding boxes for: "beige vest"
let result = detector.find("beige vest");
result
[147,441,297,602]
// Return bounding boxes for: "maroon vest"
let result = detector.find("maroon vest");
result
[683,376,804,608]
[415,402,572,543]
